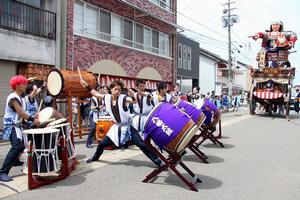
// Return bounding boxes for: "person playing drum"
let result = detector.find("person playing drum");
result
[152,82,173,105]
[132,79,154,133]
[196,98,221,132]
[0,75,40,182]
[22,82,46,126]
[81,79,162,166]
[86,85,109,148]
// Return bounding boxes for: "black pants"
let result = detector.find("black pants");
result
[0,128,24,174]
[92,125,161,166]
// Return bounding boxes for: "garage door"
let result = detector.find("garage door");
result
[0,61,16,129]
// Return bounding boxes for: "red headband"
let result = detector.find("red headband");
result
[9,75,28,90]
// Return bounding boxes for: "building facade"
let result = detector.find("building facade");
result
[65,0,177,88]
[0,0,60,129]
[199,47,222,95]
[177,33,199,93]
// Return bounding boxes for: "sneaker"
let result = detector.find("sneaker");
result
[0,173,12,182]
[86,144,93,149]
[14,160,24,166]
[86,157,98,163]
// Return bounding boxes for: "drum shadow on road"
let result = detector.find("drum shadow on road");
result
[202,143,234,149]
[160,173,222,191]
[183,154,225,164]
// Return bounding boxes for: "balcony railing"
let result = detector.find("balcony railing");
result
[0,0,56,39]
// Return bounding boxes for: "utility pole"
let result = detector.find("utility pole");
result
[222,0,238,97]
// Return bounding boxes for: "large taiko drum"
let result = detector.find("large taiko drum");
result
[96,116,115,140]
[47,69,97,97]
[144,103,198,153]
[175,99,206,128]
[23,128,60,174]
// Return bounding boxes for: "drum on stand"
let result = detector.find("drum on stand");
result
[175,99,206,128]
[46,118,67,127]
[144,103,198,153]
[96,116,115,141]
[45,122,75,158]
[47,69,97,98]
[23,128,60,174]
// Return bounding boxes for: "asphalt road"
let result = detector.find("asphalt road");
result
[1,107,300,200]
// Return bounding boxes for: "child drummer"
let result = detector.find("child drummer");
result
[80,79,162,167]
[0,75,40,182]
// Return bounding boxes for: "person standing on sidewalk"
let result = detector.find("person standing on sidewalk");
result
[80,79,162,167]
[0,75,39,182]
[86,85,109,148]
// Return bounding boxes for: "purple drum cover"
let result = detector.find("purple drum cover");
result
[144,103,191,149]
[177,100,202,125]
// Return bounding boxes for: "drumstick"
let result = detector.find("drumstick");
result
[38,99,43,113]
[77,67,83,82]
[27,77,37,82]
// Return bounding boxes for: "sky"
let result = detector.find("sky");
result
[177,0,300,84]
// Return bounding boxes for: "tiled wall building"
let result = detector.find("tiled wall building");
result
[65,0,177,88]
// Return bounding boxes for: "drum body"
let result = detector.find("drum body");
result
[45,122,75,158]
[23,128,60,174]
[96,116,115,140]
[47,69,97,97]
[144,103,198,153]
[175,99,206,128]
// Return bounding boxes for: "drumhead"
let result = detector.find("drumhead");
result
[23,128,60,134]
[38,107,54,124]
[46,118,67,127]
[194,99,204,109]
[47,70,63,96]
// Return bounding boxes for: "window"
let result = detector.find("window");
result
[74,0,84,34]
[73,1,171,57]
[144,27,151,51]
[85,5,98,38]
[183,45,187,69]
[111,14,122,43]
[159,33,170,56]
[150,0,172,11]
[178,43,182,68]
[187,47,191,70]
[135,23,144,49]
[152,30,159,54]
[123,19,133,46]
[99,10,111,41]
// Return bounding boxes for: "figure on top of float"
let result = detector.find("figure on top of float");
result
[252,21,297,68]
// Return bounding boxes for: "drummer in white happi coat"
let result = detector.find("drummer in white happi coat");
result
[80,79,162,166]
[0,75,40,182]
[152,82,173,105]
[132,79,154,133]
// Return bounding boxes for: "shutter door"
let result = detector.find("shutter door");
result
[0,61,16,129]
